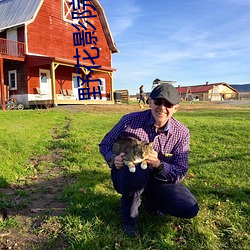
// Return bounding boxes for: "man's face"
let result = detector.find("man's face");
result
[149,98,179,126]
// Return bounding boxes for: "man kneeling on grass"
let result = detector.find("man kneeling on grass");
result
[99,84,199,237]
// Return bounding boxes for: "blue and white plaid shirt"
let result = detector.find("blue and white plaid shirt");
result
[99,109,190,183]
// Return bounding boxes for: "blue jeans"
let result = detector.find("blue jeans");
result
[111,166,199,225]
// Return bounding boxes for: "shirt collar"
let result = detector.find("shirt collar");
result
[147,111,171,133]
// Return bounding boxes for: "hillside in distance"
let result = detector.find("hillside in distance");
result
[231,84,250,92]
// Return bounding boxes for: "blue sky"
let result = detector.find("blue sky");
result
[98,0,250,94]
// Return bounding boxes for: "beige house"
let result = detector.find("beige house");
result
[177,82,238,101]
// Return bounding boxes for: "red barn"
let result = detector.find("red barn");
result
[0,0,118,109]
[177,82,238,101]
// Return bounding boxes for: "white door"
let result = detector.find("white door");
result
[39,69,52,99]
[7,29,18,55]
[72,73,81,100]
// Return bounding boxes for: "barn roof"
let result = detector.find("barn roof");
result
[0,0,118,53]
[92,0,118,53]
[177,82,237,94]
[0,0,42,31]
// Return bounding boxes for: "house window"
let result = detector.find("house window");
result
[40,73,47,83]
[99,78,106,94]
[8,70,17,90]
[73,75,78,88]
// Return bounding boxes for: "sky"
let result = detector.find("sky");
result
[98,0,250,94]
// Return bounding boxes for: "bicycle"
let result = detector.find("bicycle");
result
[5,98,24,110]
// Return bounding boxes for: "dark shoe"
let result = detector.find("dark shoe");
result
[123,222,140,237]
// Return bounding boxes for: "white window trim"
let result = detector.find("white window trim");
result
[62,0,87,25]
[99,78,106,94]
[8,70,17,90]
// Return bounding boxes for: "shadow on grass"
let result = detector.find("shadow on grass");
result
[189,151,249,166]
[61,168,209,249]
[186,181,250,250]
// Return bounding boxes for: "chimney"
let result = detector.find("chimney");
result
[206,81,209,85]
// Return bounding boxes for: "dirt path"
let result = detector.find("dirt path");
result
[0,118,74,249]
[53,100,250,114]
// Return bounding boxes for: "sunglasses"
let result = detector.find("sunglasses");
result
[153,99,173,108]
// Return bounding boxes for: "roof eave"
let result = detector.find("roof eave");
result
[0,22,26,32]
[92,0,119,54]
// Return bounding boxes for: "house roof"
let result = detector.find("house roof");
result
[0,0,119,53]
[0,0,42,31]
[177,82,237,94]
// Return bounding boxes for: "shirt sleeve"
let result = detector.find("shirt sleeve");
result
[153,128,190,183]
[99,115,127,166]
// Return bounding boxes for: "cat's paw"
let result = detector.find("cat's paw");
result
[141,163,147,170]
[129,167,136,173]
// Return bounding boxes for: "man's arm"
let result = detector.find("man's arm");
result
[147,131,190,183]
[99,115,127,167]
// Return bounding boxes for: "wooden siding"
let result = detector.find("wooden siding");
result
[27,64,112,98]
[17,26,25,43]
[26,0,111,68]
[0,31,6,39]
[4,61,27,95]
[26,64,50,94]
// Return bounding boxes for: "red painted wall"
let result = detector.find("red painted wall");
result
[27,64,112,97]
[26,0,111,68]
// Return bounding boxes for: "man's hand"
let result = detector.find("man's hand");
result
[114,153,125,169]
[146,150,161,168]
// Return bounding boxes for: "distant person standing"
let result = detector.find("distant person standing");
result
[138,85,146,105]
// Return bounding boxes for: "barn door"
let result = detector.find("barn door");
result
[39,69,52,99]
[7,29,18,55]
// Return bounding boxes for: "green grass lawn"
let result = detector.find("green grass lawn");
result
[0,105,249,249]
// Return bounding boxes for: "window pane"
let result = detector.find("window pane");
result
[41,73,47,83]
[73,76,78,88]
[9,71,17,89]
[10,73,15,88]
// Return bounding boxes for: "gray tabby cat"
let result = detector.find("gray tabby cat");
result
[112,137,154,173]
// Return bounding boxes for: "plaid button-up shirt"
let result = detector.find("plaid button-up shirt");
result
[99,109,190,183]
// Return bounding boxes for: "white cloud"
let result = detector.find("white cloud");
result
[100,0,141,37]
[101,0,250,93]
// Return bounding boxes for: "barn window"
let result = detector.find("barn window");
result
[8,70,17,90]
[62,0,88,25]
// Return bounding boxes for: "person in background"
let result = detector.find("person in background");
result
[99,84,199,237]
[138,84,146,105]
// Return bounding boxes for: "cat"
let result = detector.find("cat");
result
[112,137,154,173]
